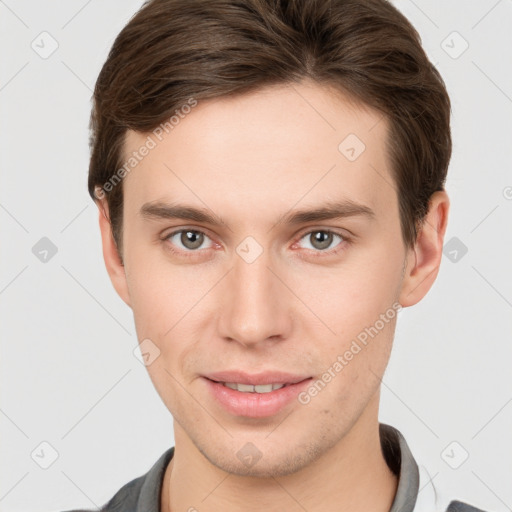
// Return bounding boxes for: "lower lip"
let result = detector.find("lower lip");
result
[203,377,313,418]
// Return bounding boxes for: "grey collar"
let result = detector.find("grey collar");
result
[381,423,420,512]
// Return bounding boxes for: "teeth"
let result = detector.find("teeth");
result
[223,382,286,393]
[237,383,255,393]
[255,384,273,393]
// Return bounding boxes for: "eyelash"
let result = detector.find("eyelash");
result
[161,227,351,260]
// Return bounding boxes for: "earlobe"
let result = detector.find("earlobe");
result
[96,199,131,307]
[399,190,450,307]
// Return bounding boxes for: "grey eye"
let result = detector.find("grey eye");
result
[169,230,209,250]
[299,230,343,251]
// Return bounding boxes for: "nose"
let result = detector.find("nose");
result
[217,245,292,349]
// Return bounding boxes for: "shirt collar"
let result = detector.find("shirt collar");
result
[134,422,420,512]
[137,445,174,512]
[380,423,420,512]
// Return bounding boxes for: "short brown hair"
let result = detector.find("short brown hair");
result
[88,0,451,253]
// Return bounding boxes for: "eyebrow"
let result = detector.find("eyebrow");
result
[140,199,375,229]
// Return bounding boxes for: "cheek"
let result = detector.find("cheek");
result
[291,254,403,343]
[124,238,188,329]
[124,244,214,372]
[287,249,403,405]
[125,259,205,411]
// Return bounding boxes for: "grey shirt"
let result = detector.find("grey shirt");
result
[63,423,489,512]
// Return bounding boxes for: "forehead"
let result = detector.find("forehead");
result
[121,81,396,225]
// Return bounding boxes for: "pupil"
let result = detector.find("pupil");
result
[183,230,203,249]
[312,231,332,250]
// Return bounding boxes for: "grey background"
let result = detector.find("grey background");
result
[1,1,511,511]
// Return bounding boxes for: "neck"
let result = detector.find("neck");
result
[161,400,397,512]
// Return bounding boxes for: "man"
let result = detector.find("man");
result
[67,0,488,510]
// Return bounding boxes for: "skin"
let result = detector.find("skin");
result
[97,79,449,512]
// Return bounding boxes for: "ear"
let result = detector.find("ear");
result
[399,190,450,307]
[96,197,131,307]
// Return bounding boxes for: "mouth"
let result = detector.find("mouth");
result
[220,382,288,393]
[203,372,313,418]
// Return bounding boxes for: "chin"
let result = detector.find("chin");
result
[198,441,322,479]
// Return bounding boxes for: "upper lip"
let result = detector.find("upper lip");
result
[204,371,311,386]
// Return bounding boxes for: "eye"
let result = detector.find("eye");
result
[161,227,350,260]
[164,229,214,252]
[296,229,347,255]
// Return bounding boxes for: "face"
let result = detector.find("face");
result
[106,81,413,477]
